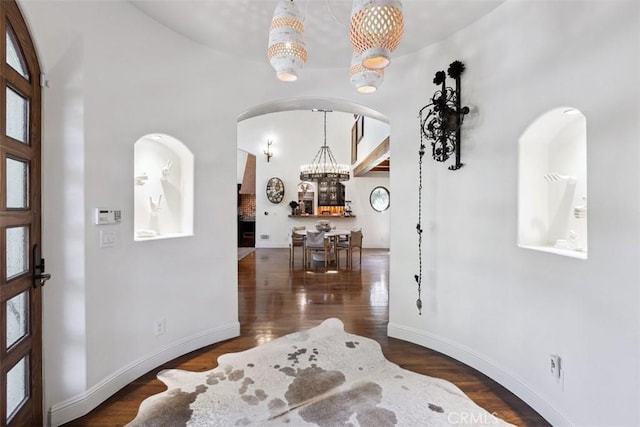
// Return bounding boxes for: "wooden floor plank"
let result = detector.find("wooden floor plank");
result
[63,248,550,426]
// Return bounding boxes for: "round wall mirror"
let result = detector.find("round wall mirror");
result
[369,186,390,212]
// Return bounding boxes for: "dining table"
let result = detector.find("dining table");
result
[294,229,351,239]
[294,229,352,267]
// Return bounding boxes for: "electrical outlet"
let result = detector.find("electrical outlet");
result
[154,318,166,336]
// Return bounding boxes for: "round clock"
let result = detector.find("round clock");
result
[266,177,285,204]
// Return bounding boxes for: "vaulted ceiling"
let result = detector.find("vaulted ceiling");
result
[131,1,505,176]
[131,0,504,69]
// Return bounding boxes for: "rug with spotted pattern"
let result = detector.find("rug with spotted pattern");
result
[127,318,514,426]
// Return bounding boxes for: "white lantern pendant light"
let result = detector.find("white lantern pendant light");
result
[350,0,404,70]
[350,51,384,94]
[267,0,307,82]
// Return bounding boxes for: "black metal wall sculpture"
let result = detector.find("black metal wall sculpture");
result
[419,60,470,171]
[414,60,469,315]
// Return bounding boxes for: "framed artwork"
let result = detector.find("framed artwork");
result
[351,121,358,164]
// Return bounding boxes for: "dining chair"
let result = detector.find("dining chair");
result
[336,229,363,269]
[305,230,331,270]
[289,226,306,268]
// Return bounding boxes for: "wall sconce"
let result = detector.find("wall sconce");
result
[419,60,470,171]
[264,140,274,162]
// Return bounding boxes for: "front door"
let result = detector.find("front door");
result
[0,1,43,425]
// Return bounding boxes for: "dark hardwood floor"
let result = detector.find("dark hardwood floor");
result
[63,248,550,426]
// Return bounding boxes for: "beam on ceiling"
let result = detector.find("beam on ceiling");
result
[353,136,390,177]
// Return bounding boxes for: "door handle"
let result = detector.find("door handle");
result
[35,273,51,287]
[32,244,51,288]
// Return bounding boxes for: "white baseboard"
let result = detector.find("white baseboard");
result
[387,322,571,427]
[48,321,240,426]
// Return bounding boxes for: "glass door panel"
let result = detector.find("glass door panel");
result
[5,86,29,144]
[5,226,29,280]
[6,157,29,209]
[6,290,28,349]
[6,355,29,423]
[5,24,28,79]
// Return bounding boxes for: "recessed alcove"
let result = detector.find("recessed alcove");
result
[518,107,587,259]
[134,134,194,241]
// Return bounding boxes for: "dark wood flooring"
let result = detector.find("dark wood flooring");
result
[63,248,550,426]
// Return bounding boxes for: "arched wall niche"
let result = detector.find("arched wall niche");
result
[517,107,587,259]
[134,133,194,241]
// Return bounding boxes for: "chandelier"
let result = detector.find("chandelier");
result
[350,0,404,70]
[267,0,307,82]
[300,111,350,182]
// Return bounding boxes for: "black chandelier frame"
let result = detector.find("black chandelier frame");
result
[299,110,350,182]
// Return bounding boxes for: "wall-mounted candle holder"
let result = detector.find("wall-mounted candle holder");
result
[419,60,470,171]
[264,140,274,162]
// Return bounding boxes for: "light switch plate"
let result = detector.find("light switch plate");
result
[100,230,116,248]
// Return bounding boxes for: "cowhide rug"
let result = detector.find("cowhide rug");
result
[128,318,514,426]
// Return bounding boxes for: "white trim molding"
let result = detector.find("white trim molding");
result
[48,321,240,426]
[387,322,571,427]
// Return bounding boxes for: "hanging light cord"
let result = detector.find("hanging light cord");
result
[323,110,327,148]
[308,111,339,166]
[415,110,426,315]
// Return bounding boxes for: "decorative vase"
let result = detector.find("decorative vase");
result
[315,220,332,232]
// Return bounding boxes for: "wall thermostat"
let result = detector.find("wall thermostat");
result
[94,208,122,225]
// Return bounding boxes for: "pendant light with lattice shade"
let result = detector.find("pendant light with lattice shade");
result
[350,0,404,70]
[350,51,384,94]
[268,0,307,82]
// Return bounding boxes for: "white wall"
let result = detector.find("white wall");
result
[19,0,639,426]
[38,33,88,412]
[21,1,245,423]
[385,2,639,426]
[237,111,390,249]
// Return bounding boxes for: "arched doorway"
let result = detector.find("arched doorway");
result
[236,99,391,254]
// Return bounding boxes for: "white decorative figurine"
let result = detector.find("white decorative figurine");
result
[149,195,162,214]
[135,172,149,186]
[161,160,173,181]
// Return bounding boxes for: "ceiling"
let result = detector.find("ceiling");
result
[130,0,505,69]
[132,1,504,176]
